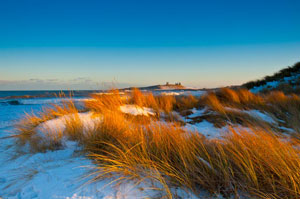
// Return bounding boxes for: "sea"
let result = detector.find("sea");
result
[0,90,100,99]
[0,90,101,108]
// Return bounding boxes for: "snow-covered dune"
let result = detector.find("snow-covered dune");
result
[0,101,203,198]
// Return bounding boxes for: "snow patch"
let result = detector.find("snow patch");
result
[244,109,276,124]
[225,107,276,124]
[36,112,101,138]
[185,120,226,138]
[120,105,155,116]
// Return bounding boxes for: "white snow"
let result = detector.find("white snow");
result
[36,112,101,139]
[185,120,227,138]
[183,108,208,123]
[181,108,226,138]
[244,109,276,124]
[225,107,276,124]
[250,73,300,93]
[0,140,162,199]
[250,81,280,93]
[119,105,155,116]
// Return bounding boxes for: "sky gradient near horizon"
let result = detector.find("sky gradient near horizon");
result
[0,0,300,90]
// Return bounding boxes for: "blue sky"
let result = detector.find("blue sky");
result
[0,0,300,90]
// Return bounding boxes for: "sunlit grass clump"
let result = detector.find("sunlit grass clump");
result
[15,94,79,152]
[87,115,300,198]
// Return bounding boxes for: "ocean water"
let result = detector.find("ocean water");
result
[0,90,100,108]
[0,90,99,99]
